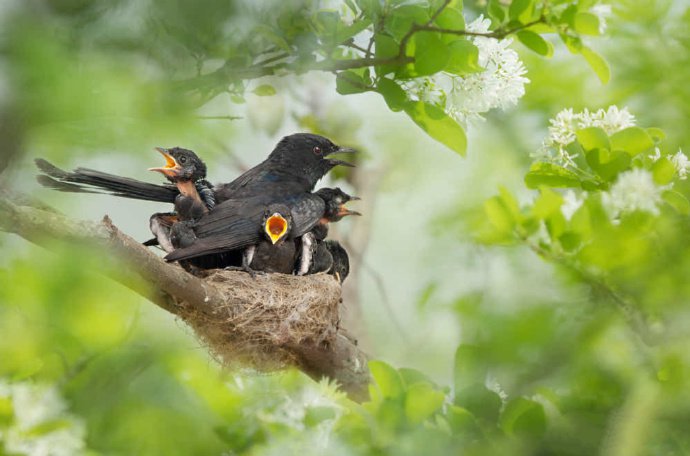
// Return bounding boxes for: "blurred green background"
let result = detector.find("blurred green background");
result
[1,0,690,454]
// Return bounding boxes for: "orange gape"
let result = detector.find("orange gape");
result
[265,214,288,244]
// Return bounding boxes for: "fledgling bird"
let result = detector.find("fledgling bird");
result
[144,147,214,252]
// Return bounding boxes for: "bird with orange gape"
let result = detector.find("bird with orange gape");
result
[35,133,360,283]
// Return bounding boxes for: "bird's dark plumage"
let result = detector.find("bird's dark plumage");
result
[164,134,356,264]
[325,240,350,283]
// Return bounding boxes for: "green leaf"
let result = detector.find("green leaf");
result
[413,32,449,75]
[251,84,276,96]
[435,7,465,33]
[585,149,631,182]
[525,162,581,188]
[652,157,676,185]
[574,12,601,35]
[532,188,564,219]
[500,397,547,438]
[356,0,383,19]
[336,71,369,95]
[581,46,610,83]
[455,384,502,423]
[610,127,655,156]
[334,17,372,43]
[398,367,434,387]
[509,0,533,20]
[516,30,553,57]
[488,0,506,23]
[662,190,690,215]
[377,78,407,111]
[304,406,337,427]
[446,405,479,435]
[385,5,429,41]
[374,33,399,76]
[484,197,516,235]
[576,127,610,151]
[403,101,467,155]
[369,360,404,399]
[404,383,445,424]
[446,39,482,74]
[647,127,666,142]
[453,345,483,392]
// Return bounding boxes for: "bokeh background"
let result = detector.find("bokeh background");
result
[1,0,689,454]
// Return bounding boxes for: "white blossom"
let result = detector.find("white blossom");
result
[591,3,613,34]
[403,15,529,126]
[0,380,86,456]
[649,147,661,162]
[561,190,585,221]
[537,105,636,166]
[602,169,663,218]
[671,149,690,180]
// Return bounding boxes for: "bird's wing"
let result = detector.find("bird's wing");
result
[35,159,179,203]
[288,193,326,236]
[164,196,268,262]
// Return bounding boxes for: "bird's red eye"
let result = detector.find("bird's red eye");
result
[313,146,322,155]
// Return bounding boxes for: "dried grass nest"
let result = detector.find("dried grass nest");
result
[176,269,343,371]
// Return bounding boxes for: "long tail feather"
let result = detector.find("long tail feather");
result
[35,158,179,203]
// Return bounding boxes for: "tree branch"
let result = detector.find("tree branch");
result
[0,191,371,401]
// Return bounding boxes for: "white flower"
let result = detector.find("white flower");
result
[671,149,690,180]
[0,381,87,456]
[649,147,661,162]
[561,190,585,221]
[538,106,636,166]
[602,169,663,218]
[590,3,612,34]
[403,15,529,126]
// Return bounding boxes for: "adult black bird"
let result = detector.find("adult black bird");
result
[35,133,354,207]
[164,136,356,265]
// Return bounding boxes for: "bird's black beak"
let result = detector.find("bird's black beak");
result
[149,147,182,177]
[325,146,357,168]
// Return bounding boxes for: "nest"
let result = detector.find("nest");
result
[176,270,342,371]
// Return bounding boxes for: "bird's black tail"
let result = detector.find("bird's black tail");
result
[35,158,179,203]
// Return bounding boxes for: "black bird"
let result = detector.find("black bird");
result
[35,133,354,207]
[298,187,360,275]
[145,147,212,252]
[241,204,298,275]
[212,133,356,201]
[164,135,356,265]
[246,188,360,276]
[324,240,351,283]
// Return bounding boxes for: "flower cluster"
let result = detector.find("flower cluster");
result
[403,15,529,126]
[601,168,664,219]
[536,106,636,167]
[0,380,87,456]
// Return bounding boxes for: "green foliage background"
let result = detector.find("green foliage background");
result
[1,0,690,454]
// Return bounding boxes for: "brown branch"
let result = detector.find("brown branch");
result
[0,192,371,401]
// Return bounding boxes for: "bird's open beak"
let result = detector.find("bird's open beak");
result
[265,213,289,244]
[337,205,362,218]
[326,146,357,168]
[149,147,182,177]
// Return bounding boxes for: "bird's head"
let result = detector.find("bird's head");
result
[315,187,361,222]
[263,204,292,245]
[149,147,207,183]
[269,133,356,185]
